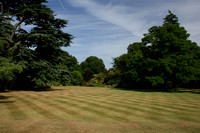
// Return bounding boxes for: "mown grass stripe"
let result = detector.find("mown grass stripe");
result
[15,94,62,120]
[5,101,28,120]
[55,98,129,122]
[64,89,200,123]
[69,96,166,122]
[83,92,200,114]
[67,96,133,113]
[86,90,200,108]
[34,90,200,123]
[72,95,178,122]
[176,95,200,107]
[15,87,200,123]
[50,94,163,122]
[0,104,10,120]
[37,92,131,122]
[24,92,118,122]
[1,86,200,133]
[71,92,200,122]
[146,95,200,109]
[112,95,199,118]
[21,92,97,121]
[134,97,200,114]
[75,95,166,114]
[32,93,139,116]
[36,93,133,115]
[24,93,114,122]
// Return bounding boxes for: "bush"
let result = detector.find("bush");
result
[0,57,22,91]
[86,73,105,87]
[71,70,84,85]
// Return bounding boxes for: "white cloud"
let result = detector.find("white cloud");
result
[66,0,200,43]
[66,0,150,38]
[61,0,200,68]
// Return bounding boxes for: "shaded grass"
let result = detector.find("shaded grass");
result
[0,95,15,104]
[0,86,200,132]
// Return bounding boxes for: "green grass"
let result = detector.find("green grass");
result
[0,86,200,133]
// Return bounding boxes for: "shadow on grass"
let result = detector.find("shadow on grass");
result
[113,87,166,92]
[0,96,12,99]
[0,95,15,104]
[9,86,64,92]
[175,90,200,94]
[0,101,15,103]
[32,87,64,92]
[112,87,200,94]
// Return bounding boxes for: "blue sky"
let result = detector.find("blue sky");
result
[47,0,200,68]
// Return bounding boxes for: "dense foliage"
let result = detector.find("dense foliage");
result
[0,0,78,90]
[0,57,22,91]
[81,56,105,82]
[114,11,200,90]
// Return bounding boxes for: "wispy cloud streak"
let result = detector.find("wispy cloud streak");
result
[59,0,200,68]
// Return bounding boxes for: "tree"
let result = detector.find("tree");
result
[104,68,120,86]
[83,68,94,82]
[0,0,72,48]
[71,70,84,85]
[0,57,22,91]
[114,11,200,90]
[0,0,74,89]
[81,56,105,82]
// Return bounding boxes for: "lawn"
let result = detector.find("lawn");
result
[0,86,200,133]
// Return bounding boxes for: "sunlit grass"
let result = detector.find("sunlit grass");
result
[0,86,200,132]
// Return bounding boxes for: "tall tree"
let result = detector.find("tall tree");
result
[0,0,74,89]
[114,11,200,90]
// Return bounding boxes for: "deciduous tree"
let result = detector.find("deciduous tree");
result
[81,56,105,82]
[114,11,200,90]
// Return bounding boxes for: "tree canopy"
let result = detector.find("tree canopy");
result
[114,11,200,90]
[0,0,77,90]
[81,56,105,82]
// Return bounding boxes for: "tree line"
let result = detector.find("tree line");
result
[1,0,200,91]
